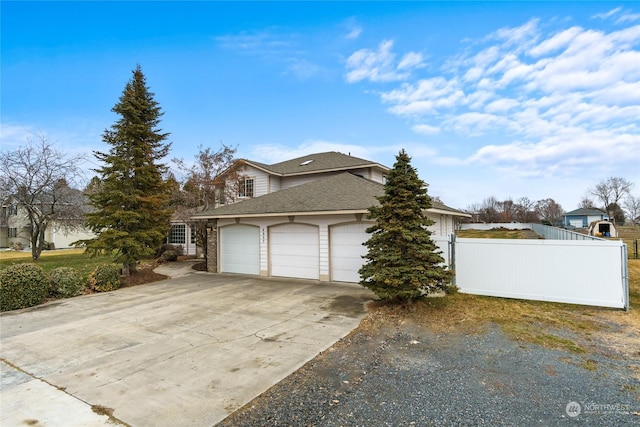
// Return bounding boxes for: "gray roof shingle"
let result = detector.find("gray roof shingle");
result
[243,151,388,176]
[194,172,381,218]
[194,172,468,219]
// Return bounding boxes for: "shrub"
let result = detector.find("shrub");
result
[87,264,121,292]
[157,243,184,258]
[161,250,178,262]
[0,263,49,311]
[50,267,84,298]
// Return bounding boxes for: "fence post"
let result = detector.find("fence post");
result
[450,234,456,286]
[622,244,630,312]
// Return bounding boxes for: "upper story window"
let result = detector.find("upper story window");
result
[8,205,18,216]
[238,177,254,198]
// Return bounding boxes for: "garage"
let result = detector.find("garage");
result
[219,225,260,275]
[330,222,371,283]
[270,223,319,280]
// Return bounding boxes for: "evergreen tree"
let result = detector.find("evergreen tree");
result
[80,66,173,275]
[359,150,452,300]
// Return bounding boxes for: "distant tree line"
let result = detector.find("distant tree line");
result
[464,176,638,226]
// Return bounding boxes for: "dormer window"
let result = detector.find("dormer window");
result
[299,159,314,166]
[238,177,254,198]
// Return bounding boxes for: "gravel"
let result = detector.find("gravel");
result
[218,321,640,427]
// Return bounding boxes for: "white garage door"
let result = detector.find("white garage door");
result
[330,222,371,283]
[220,225,260,275]
[270,224,319,280]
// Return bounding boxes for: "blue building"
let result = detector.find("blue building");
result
[563,208,609,228]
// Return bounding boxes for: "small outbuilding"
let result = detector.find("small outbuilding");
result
[588,220,617,238]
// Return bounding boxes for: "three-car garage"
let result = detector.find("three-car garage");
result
[218,220,372,283]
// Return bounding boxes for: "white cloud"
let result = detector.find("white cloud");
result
[215,30,295,55]
[0,123,39,149]
[349,14,640,179]
[617,12,640,23]
[592,7,622,20]
[397,52,425,70]
[345,40,424,83]
[412,124,440,135]
[284,59,319,80]
[343,17,363,40]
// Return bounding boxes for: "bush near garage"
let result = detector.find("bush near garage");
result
[87,264,121,292]
[50,267,85,298]
[0,263,49,311]
[156,243,184,258]
[161,250,178,262]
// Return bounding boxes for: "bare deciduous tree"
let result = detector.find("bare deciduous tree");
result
[577,196,597,210]
[623,195,640,226]
[172,144,238,254]
[0,135,85,260]
[535,198,564,225]
[590,177,634,222]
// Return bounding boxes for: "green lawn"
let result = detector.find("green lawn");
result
[0,249,117,281]
[456,228,541,239]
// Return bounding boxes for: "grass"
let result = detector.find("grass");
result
[0,248,117,281]
[457,228,541,239]
[617,225,640,259]
[367,230,640,377]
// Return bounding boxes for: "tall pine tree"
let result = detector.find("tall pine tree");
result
[359,150,452,300]
[81,66,173,275]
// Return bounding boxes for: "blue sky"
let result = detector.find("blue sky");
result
[2,1,639,211]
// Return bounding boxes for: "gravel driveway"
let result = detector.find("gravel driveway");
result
[220,316,640,426]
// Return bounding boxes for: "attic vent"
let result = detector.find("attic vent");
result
[299,159,314,166]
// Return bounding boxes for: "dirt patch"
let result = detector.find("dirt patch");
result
[120,263,168,287]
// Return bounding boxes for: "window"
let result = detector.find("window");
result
[238,177,254,198]
[8,228,18,238]
[168,224,186,244]
[9,205,18,216]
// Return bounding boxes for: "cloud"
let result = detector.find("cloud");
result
[412,124,440,135]
[284,58,320,80]
[592,7,622,20]
[345,40,424,83]
[0,123,39,149]
[215,30,296,55]
[591,7,640,24]
[343,17,363,40]
[348,16,640,178]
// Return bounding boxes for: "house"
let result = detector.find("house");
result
[0,200,95,250]
[192,152,470,283]
[563,208,609,228]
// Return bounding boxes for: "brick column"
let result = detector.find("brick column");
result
[206,219,218,273]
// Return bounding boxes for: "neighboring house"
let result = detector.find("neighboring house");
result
[192,152,470,283]
[0,200,95,249]
[563,208,609,228]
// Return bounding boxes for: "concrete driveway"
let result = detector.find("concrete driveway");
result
[0,261,374,427]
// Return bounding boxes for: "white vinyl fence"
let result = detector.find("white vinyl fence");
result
[452,236,629,309]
